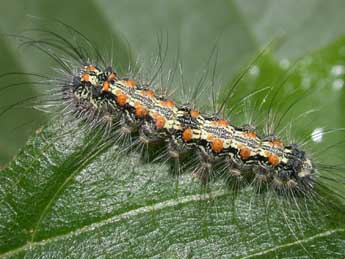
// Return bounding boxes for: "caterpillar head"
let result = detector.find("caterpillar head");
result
[298,157,315,179]
[283,144,315,192]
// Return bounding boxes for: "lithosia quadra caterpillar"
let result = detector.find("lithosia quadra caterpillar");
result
[1,24,345,204]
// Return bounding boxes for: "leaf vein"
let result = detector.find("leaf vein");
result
[1,190,227,258]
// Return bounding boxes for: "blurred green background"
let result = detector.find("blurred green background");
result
[1,0,345,165]
[1,1,345,258]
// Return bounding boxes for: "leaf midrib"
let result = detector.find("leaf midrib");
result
[0,190,227,258]
[2,188,344,258]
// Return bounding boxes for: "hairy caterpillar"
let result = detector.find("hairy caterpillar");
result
[69,61,315,195]
[1,22,345,258]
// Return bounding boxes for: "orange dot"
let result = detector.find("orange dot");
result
[160,100,175,108]
[123,79,136,87]
[268,153,280,167]
[154,115,166,129]
[218,120,229,126]
[211,120,229,127]
[244,132,256,139]
[207,134,215,141]
[115,91,127,106]
[102,81,110,92]
[272,140,283,148]
[86,65,96,71]
[212,139,224,153]
[182,128,193,142]
[81,73,89,82]
[134,103,147,118]
[141,89,155,97]
[239,146,251,160]
[190,110,200,118]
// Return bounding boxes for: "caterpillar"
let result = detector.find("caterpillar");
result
[70,62,314,194]
[1,22,343,205]
[1,22,345,258]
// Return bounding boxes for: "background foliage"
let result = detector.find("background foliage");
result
[0,0,345,258]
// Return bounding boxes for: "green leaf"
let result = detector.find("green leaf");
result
[1,1,345,258]
[1,37,345,259]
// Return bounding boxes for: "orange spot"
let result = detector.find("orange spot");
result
[244,132,256,139]
[115,90,127,106]
[239,145,251,160]
[218,120,229,126]
[86,65,96,71]
[211,120,229,127]
[207,134,215,141]
[212,139,224,153]
[81,73,89,82]
[108,73,117,80]
[154,114,166,129]
[268,153,280,167]
[123,79,136,87]
[160,100,175,108]
[134,103,147,118]
[182,128,193,142]
[272,140,283,148]
[190,110,200,118]
[102,81,110,92]
[142,90,155,97]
